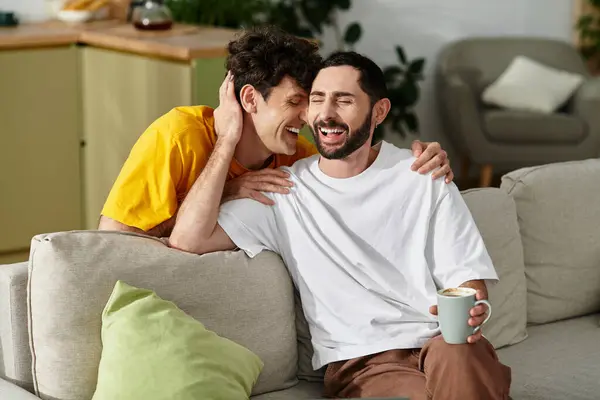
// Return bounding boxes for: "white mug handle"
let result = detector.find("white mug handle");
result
[473,299,492,334]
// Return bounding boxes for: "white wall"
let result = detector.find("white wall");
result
[319,0,575,152]
[0,0,49,22]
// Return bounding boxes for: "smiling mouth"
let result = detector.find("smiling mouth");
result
[318,126,348,136]
[286,127,300,135]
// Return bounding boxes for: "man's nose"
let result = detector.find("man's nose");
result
[299,107,308,124]
[320,101,337,120]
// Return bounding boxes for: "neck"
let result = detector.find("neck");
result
[318,141,379,179]
[233,114,273,170]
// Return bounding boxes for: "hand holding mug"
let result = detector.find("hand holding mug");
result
[429,288,492,344]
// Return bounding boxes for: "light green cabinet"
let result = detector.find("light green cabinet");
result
[0,45,227,251]
[0,47,81,261]
[81,47,226,229]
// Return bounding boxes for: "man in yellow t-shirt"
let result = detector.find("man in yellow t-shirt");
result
[99,26,453,237]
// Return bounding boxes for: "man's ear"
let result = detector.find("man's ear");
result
[373,98,391,127]
[240,84,258,113]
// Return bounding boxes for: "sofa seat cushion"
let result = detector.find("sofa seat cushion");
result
[0,378,40,400]
[501,160,600,324]
[28,231,297,400]
[483,110,586,144]
[497,314,600,400]
[251,381,324,399]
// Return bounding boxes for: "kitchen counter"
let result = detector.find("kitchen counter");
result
[0,20,238,61]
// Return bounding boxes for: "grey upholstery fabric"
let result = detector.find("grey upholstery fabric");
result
[28,231,298,400]
[0,378,39,400]
[436,37,600,168]
[461,188,528,349]
[0,262,33,392]
[251,381,324,399]
[497,314,600,400]
[294,188,528,382]
[484,110,586,144]
[501,159,600,324]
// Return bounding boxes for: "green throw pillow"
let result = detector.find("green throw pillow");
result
[92,281,264,400]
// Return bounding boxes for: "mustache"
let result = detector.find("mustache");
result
[313,119,349,131]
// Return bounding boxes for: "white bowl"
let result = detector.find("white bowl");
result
[57,10,94,23]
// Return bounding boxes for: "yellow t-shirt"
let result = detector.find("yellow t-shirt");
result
[101,106,318,231]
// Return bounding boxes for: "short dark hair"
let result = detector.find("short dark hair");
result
[322,51,388,105]
[226,26,323,102]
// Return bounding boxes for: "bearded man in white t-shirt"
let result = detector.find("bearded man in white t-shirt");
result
[169,51,512,400]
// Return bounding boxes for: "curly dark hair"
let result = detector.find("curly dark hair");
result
[226,26,323,103]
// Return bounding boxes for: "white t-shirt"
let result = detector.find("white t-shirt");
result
[218,141,498,370]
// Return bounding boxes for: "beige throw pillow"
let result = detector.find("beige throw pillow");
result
[482,55,584,113]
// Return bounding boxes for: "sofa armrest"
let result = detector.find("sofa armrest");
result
[0,262,33,392]
[572,77,600,134]
[0,378,39,399]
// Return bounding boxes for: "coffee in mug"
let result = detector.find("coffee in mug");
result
[436,287,492,344]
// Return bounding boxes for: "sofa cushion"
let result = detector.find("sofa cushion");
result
[295,188,528,381]
[28,231,297,400]
[251,381,324,399]
[501,160,600,324]
[483,110,586,144]
[460,188,528,349]
[93,281,264,400]
[0,262,33,392]
[497,314,600,400]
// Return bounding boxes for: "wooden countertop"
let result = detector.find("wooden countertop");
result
[0,20,238,61]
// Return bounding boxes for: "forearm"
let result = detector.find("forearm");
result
[169,138,236,251]
[460,279,488,299]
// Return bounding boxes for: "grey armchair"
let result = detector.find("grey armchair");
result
[436,37,600,187]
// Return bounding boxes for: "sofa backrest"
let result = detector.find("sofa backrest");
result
[501,159,600,324]
[295,187,529,380]
[27,231,298,400]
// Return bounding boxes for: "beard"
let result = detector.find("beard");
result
[312,109,373,160]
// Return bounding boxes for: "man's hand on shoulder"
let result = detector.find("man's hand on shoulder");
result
[213,71,243,144]
[410,140,454,184]
[222,169,293,206]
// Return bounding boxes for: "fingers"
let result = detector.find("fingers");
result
[429,305,438,315]
[469,315,487,327]
[444,169,455,184]
[246,170,293,188]
[248,190,275,206]
[475,290,485,301]
[470,304,488,317]
[411,142,443,172]
[467,330,483,344]
[431,163,451,180]
[250,182,291,194]
[254,168,291,179]
[411,140,425,158]
[219,71,231,99]
[417,152,448,175]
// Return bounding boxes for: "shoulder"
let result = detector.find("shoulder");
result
[146,105,216,145]
[379,141,449,203]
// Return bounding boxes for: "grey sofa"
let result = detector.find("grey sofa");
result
[1,159,600,400]
[436,37,600,187]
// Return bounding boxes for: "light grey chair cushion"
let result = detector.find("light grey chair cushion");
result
[27,231,298,400]
[295,187,528,381]
[497,314,600,400]
[483,110,586,144]
[502,159,600,324]
[0,262,33,392]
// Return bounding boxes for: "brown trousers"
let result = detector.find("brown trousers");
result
[323,336,511,400]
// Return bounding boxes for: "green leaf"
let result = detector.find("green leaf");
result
[383,66,402,83]
[395,46,407,64]
[344,23,362,45]
[408,58,426,74]
[577,15,594,30]
[404,112,419,132]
